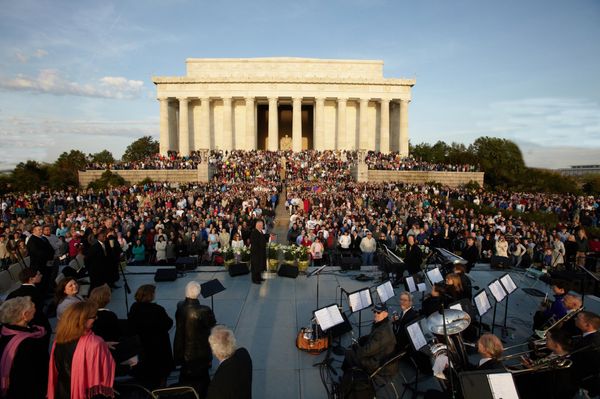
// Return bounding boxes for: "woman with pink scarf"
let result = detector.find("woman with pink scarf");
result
[0,296,48,399]
[47,301,115,399]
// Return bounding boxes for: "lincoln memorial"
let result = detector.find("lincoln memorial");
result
[153,58,415,155]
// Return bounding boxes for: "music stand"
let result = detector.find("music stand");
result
[347,287,373,337]
[459,370,520,399]
[474,289,492,336]
[402,317,429,399]
[376,280,395,304]
[487,279,507,336]
[312,304,345,374]
[200,279,226,311]
[426,267,444,285]
[448,300,463,311]
[307,265,328,309]
[498,273,518,336]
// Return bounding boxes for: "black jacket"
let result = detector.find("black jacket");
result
[86,240,110,289]
[404,243,423,275]
[393,307,419,351]
[356,318,397,376]
[206,347,253,399]
[250,228,266,272]
[462,244,479,271]
[174,298,217,368]
[26,235,54,271]
[128,301,175,381]
[0,324,49,399]
[571,331,600,395]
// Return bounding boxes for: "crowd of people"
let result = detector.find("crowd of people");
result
[1,149,600,398]
[364,151,480,172]
[0,279,251,398]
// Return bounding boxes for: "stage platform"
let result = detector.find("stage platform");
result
[99,262,598,398]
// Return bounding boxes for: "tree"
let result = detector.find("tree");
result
[89,150,115,164]
[469,137,526,189]
[49,150,88,189]
[582,174,600,195]
[11,161,50,192]
[87,170,127,190]
[122,136,159,162]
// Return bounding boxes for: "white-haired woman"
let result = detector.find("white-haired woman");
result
[206,326,253,399]
[174,281,217,397]
[0,296,49,398]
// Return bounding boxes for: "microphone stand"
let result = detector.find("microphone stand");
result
[118,254,131,315]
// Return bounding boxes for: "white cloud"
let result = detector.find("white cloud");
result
[14,48,48,63]
[0,70,145,99]
[0,115,157,169]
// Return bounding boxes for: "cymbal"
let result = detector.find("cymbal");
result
[427,309,471,335]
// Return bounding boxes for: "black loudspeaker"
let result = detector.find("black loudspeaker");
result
[154,268,177,282]
[175,256,198,271]
[229,263,250,277]
[278,263,299,278]
[491,256,510,269]
[341,256,362,271]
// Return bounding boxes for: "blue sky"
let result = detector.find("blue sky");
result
[0,0,599,169]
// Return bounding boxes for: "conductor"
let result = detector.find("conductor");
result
[250,220,267,284]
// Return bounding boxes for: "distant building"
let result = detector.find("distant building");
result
[557,165,600,176]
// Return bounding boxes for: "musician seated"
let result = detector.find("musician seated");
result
[572,311,600,396]
[421,283,448,317]
[444,273,466,302]
[392,291,419,351]
[453,264,472,300]
[559,294,583,337]
[533,281,568,331]
[342,304,398,378]
[474,333,505,370]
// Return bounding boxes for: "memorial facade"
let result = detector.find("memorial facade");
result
[153,58,415,155]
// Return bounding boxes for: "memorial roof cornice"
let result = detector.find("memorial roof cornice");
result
[152,77,416,86]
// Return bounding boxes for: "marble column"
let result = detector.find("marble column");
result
[245,97,255,150]
[168,101,178,152]
[380,99,390,153]
[268,97,278,151]
[337,98,347,150]
[222,97,233,151]
[399,99,409,157]
[178,97,190,156]
[159,98,169,155]
[292,97,302,152]
[359,98,369,150]
[314,97,325,150]
[199,97,210,150]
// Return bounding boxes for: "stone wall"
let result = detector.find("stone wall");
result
[78,167,209,187]
[366,170,484,187]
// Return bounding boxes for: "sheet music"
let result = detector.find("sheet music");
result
[489,280,507,303]
[449,303,462,311]
[417,283,427,292]
[407,322,427,351]
[500,274,517,295]
[377,281,395,303]
[427,267,444,284]
[348,289,372,312]
[314,305,344,331]
[487,373,519,399]
[474,291,491,316]
[406,276,417,293]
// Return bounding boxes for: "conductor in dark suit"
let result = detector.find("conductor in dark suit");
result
[462,237,479,273]
[250,220,267,284]
[206,326,253,399]
[26,224,55,294]
[86,229,111,290]
[404,235,423,275]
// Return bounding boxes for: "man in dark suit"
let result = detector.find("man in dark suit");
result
[462,236,479,273]
[393,291,419,351]
[250,220,266,284]
[206,326,252,399]
[404,235,423,275]
[6,268,51,346]
[26,224,55,294]
[85,229,110,290]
